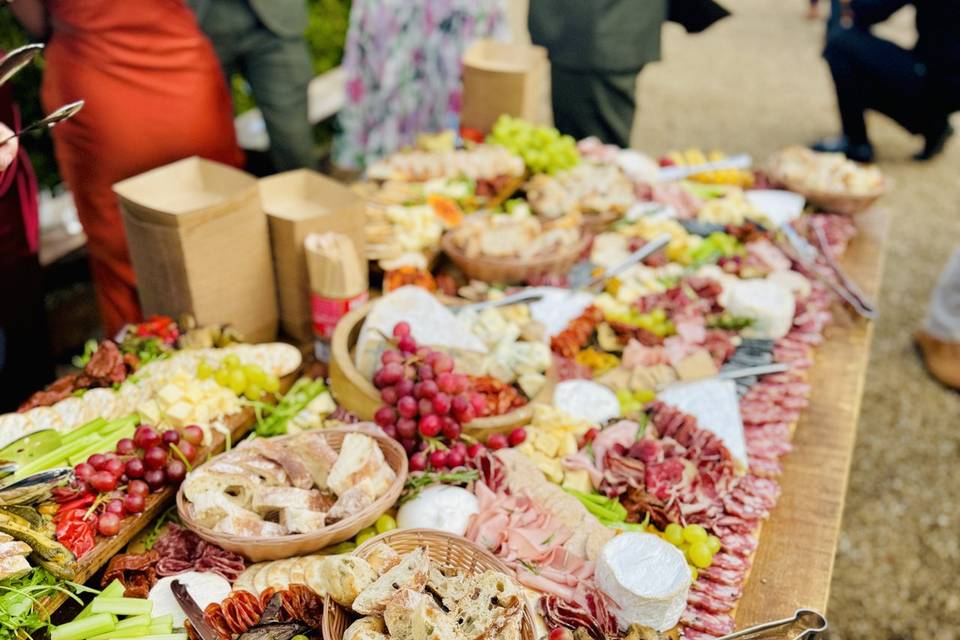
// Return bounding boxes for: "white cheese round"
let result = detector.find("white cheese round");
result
[720,278,796,340]
[595,532,691,632]
[553,380,621,425]
[149,571,232,629]
[396,485,479,536]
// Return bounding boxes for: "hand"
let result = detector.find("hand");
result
[0,123,18,172]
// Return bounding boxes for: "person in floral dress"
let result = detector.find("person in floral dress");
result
[334,0,507,171]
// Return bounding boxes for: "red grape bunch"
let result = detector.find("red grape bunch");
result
[371,322,496,472]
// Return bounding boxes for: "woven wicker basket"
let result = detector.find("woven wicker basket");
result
[323,529,537,640]
[766,157,888,215]
[176,427,408,562]
[440,231,592,285]
[329,303,552,436]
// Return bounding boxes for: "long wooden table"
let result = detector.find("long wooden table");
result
[734,209,889,626]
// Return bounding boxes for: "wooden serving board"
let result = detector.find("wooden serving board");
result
[40,408,258,617]
[734,209,890,625]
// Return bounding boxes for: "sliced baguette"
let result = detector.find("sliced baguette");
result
[451,570,524,640]
[305,555,378,607]
[383,588,461,640]
[343,616,388,640]
[352,547,430,615]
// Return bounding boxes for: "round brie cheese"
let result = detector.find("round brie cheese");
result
[596,532,691,632]
[553,380,621,426]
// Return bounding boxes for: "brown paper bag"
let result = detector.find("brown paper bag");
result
[304,232,368,341]
[260,170,366,342]
[461,39,550,134]
[113,157,278,343]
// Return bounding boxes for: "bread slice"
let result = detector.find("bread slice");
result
[343,616,388,640]
[352,547,429,615]
[451,570,524,640]
[305,555,378,607]
[363,542,401,575]
[426,566,471,613]
[265,558,294,591]
[383,588,461,640]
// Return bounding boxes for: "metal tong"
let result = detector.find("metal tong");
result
[781,225,876,320]
[579,233,672,292]
[0,100,85,146]
[716,609,827,640]
[453,289,545,314]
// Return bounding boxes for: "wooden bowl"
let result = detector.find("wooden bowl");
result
[329,303,553,438]
[176,427,408,562]
[322,529,537,640]
[440,231,592,285]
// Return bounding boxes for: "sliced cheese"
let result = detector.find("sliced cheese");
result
[595,532,690,632]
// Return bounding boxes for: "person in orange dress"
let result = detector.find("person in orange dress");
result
[13,0,245,337]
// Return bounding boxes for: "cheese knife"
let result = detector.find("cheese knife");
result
[172,579,222,640]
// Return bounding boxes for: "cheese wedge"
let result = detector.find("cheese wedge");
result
[595,532,690,632]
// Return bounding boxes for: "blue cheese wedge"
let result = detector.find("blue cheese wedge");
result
[595,532,691,632]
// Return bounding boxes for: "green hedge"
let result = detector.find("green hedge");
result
[0,0,351,189]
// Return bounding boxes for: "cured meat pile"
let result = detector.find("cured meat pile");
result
[190,586,323,640]
[153,524,246,580]
[19,340,129,410]
[101,525,245,598]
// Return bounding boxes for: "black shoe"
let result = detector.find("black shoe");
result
[914,124,954,161]
[811,136,875,163]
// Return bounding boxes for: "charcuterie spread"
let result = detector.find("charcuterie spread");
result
[0,118,882,640]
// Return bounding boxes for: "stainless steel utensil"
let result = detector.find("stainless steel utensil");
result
[579,232,672,291]
[0,43,43,87]
[716,609,827,640]
[172,579,222,640]
[781,225,876,319]
[0,100,84,145]
[658,153,752,182]
[454,289,545,314]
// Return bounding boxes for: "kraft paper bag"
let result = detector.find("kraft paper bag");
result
[113,156,278,343]
[461,39,550,134]
[260,169,366,342]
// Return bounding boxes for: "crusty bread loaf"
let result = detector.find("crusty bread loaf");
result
[352,547,429,615]
[451,570,524,640]
[343,616,388,640]
[305,555,378,607]
[383,588,461,640]
[363,542,402,575]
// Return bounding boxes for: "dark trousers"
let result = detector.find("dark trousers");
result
[550,66,640,149]
[824,25,955,145]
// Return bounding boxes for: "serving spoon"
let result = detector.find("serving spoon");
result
[0,43,43,87]
[0,100,84,145]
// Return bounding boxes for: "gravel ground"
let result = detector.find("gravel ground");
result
[626,2,960,637]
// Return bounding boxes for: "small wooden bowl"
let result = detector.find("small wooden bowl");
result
[322,528,537,640]
[329,304,552,438]
[176,427,408,562]
[440,231,592,285]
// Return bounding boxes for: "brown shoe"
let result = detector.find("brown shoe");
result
[915,330,960,390]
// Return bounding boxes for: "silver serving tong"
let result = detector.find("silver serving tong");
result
[716,609,827,640]
[579,233,672,291]
[453,289,545,314]
[0,100,84,145]
[659,362,790,391]
[781,225,876,319]
[0,44,43,87]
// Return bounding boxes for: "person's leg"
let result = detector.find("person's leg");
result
[593,71,639,149]
[550,66,638,148]
[195,0,246,89]
[822,29,872,146]
[916,248,960,389]
[239,29,314,171]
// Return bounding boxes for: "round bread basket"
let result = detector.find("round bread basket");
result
[329,303,553,440]
[440,230,592,285]
[766,160,888,216]
[176,427,407,562]
[323,528,537,640]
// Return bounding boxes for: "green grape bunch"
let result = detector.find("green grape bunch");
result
[487,115,580,175]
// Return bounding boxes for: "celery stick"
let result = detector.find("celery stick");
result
[76,580,125,620]
[51,613,115,640]
[91,597,153,617]
[60,417,108,446]
[148,614,174,628]
[67,425,135,466]
[148,622,173,634]
[88,626,148,640]
[115,614,152,629]
[12,435,98,479]
[135,635,187,640]
[99,415,139,437]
